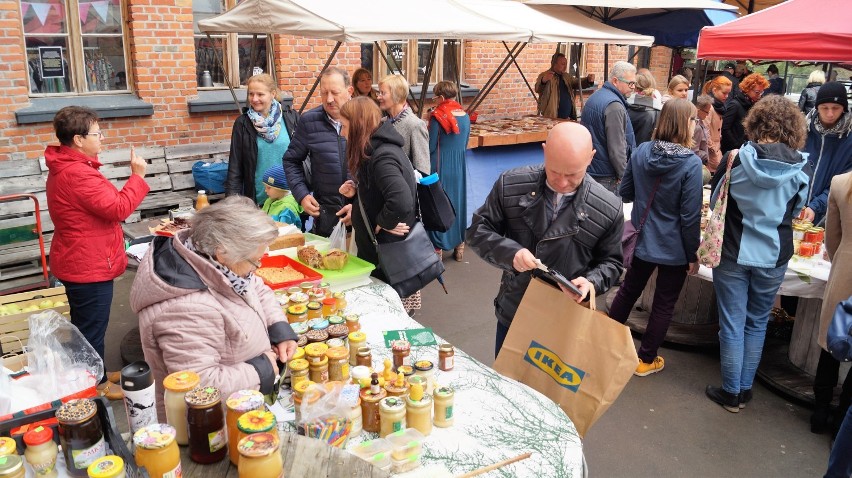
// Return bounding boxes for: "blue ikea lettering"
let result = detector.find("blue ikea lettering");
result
[523,340,586,392]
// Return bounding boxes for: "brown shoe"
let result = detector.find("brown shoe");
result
[97,381,124,401]
[106,371,121,383]
[453,243,464,262]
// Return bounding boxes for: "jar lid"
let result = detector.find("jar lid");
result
[379,396,406,412]
[328,315,345,325]
[185,386,221,407]
[226,390,265,412]
[304,342,329,357]
[287,286,302,295]
[293,380,316,396]
[289,292,309,303]
[0,456,23,475]
[439,343,454,352]
[291,322,309,335]
[305,329,329,343]
[325,338,345,349]
[434,386,455,398]
[87,455,124,478]
[350,365,371,379]
[289,358,310,371]
[414,360,434,372]
[299,281,315,289]
[357,346,371,356]
[56,398,97,424]
[309,319,330,330]
[307,301,322,310]
[22,426,52,447]
[292,347,306,361]
[325,346,348,360]
[397,365,414,376]
[359,388,387,402]
[391,340,411,352]
[309,356,329,367]
[332,291,345,299]
[327,324,349,337]
[163,371,201,392]
[237,410,277,433]
[297,335,308,347]
[349,331,367,342]
[320,281,331,289]
[321,297,336,306]
[344,314,360,323]
[238,432,280,457]
[133,423,177,449]
[287,303,308,314]
[0,437,17,454]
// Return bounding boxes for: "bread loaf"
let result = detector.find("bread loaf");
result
[269,233,305,251]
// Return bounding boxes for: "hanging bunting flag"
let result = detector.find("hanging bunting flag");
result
[79,2,91,22]
[20,2,30,17]
[90,0,109,23]
[31,2,52,26]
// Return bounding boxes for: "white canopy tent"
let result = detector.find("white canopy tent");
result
[197,0,653,113]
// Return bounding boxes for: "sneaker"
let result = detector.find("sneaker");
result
[706,385,739,413]
[634,356,665,376]
[738,389,753,409]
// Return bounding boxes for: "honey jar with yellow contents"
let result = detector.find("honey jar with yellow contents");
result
[237,432,283,478]
[286,304,308,323]
[225,390,266,465]
[237,410,277,448]
[133,423,181,478]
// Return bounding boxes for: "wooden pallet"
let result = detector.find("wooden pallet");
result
[0,286,69,355]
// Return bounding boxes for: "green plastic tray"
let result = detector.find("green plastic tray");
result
[296,252,376,282]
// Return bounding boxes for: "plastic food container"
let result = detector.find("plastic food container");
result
[386,427,424,462]
[349,438,392,471]
[257,255,323,290]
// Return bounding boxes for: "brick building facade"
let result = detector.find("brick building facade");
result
[1,0,677,161]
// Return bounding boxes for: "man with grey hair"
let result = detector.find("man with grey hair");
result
[283,66,354,236]
[581,60,637,194]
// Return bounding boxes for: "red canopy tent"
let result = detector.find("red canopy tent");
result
[696,0,852,62]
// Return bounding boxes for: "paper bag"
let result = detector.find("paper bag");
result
[493,278,638,437]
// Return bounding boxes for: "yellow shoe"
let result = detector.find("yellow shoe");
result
[635,356,665,377]
[97,381,124,401]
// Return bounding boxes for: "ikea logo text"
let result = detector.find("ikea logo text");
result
[524,341,586,392]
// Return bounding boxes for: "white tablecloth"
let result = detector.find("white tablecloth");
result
[282,282,586,477]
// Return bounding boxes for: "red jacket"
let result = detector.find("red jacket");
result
[45,145,149,283]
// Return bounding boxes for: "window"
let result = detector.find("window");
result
[365,40,463,85]
[559,43,586,78]
[22,0,130,95]
[192,0,270,88]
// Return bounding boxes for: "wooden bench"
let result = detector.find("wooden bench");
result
[0,141,231,292]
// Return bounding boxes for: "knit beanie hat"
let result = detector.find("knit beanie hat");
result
[262,165,289,190]
[815,81,849,112]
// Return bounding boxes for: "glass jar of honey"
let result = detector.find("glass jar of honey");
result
[433,386,455,428]
[379,397,407,438]
[237,410,277,448]
[0,455,25,478]
[0,437,16,457]
[308,356,329,383]
[306,301,322,320]
[344,314,360,332]
[405,383,433,436]
[286,304,308,323]
[85,456,123,478]
[413,361,436,395]
[23,426,58,478]
[325,347,350,382]
[305,328,329,344]
[225,390,266,465]
[133,423,182,478]
[348,332,367,366]
[56,399,106,477]
[290,322,309,337]
[185,387,227,464]
[304,343,329,364]
[289,358,310,388]
[356,347,372,368]
[438,343,455,371]
[391,340,411,371]
[237,432,283,478]
[291,347,306,361]
[292,381,316,426]
[359,388,387,434]
[321,297,338,317]
[163,371,200,446]
[327,324,349,347]
[332,292,347,312]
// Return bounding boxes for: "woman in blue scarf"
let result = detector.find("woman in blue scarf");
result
[225,74,297,205]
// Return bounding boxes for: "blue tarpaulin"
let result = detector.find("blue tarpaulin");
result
[609,9,737,48]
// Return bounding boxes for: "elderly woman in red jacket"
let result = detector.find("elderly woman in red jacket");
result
[45,106,149,399]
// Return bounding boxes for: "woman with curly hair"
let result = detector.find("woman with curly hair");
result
[705,95,810,413]
[702,75,733,174]
[721,73,769,152]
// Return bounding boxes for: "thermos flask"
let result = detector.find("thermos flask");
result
[121,361,157,435]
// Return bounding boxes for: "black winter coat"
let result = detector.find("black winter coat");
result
[721,90,755,153]
[465,167,624,327]
[225,106,298,201]
[799,82,821,115]
[627,99,659,145]
[351,121,417,280]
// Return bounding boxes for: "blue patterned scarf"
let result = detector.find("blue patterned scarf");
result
[247,99,282,143]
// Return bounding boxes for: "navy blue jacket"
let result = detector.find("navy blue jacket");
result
[620,141,703,266]
[582,82,636,179]
[803,112,852,224]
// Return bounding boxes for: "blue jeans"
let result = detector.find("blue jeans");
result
[713,259,786,395]
[64,280,114,382]
[825,405,852,478]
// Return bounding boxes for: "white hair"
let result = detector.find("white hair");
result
[808,70,826,85]
[696,94,714,109]
[609,61,637,81]
[189,196,278,262]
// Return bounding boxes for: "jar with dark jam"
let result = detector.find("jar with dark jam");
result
[56,399,107,477]
[185,386,227,464]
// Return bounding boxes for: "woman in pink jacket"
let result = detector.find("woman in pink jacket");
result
[46,106,149,399]
[130,196,298,419]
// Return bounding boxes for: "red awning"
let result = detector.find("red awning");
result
[697,0,852,63]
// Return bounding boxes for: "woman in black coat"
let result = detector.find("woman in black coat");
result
[721,73,769,153]
[338,97,417,280]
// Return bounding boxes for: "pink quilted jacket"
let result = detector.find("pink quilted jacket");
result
[130,230,296,420]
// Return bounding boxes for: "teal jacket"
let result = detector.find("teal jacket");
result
[261,194,303,229]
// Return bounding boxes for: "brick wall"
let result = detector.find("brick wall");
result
[0,4,672,161]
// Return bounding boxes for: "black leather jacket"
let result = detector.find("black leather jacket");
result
[466,165,624,327]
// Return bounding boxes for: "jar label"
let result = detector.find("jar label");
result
[208,427,226,453]
[341,363,350,378]
[71,437,106,470]
[163,462,183,478]
[32,458,57,476]
[444,356,454,370]
[445,405,453,420]
[393,420,403,433]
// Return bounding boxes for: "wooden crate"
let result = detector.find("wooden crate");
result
[0,286,69,355]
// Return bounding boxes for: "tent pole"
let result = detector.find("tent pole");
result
[447,40,461,96]
[502,41,536,102]
[604,44,609,79]
[375,41,420,110]
[299,41,342,114]
[469,43,528,115]
[206,33,242,112]
[267,36,277,85]
[418,40,439,116]
[467,42,521,114]
[249,34,259,80]
[576,43,586,114]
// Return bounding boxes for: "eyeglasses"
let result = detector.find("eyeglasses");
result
[616,77,636,88]
[83,131,104,139]
[244,257,262,269]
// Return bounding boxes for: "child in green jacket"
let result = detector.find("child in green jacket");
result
[260,165,302,229]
